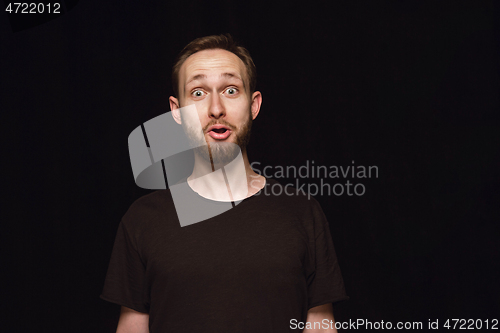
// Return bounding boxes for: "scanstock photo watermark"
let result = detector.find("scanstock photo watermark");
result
[251,160,378,199]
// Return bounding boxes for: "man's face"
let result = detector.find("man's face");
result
[171,49,260,166]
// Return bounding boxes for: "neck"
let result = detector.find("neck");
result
[187,147,266,201]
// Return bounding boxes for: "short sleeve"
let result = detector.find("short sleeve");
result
[306,199,349,309]
[100,218,150,313]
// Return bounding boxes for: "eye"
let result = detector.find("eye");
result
[225,87,238,95]
[192,89,205,98]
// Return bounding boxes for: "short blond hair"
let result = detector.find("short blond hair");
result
[172,33,257,98]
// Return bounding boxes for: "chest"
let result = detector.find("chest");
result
[143,208,311,288]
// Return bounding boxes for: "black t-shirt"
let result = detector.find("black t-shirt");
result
[100,177,348,332]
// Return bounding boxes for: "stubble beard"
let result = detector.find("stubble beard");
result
[182,111,252,168]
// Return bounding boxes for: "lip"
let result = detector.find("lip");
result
[207,124,232,140]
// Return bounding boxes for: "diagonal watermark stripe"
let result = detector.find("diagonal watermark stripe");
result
[128,104,247,227]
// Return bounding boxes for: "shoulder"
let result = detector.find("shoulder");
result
[120,189,175,232]
[255,178,330,239]
[260,178,324,217]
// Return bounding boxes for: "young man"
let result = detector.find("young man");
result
[100,34,348,333]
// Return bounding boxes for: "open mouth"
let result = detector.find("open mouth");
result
[207,125,232,140]
[211,128,228,134]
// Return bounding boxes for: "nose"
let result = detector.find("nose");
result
[207,92,225,119]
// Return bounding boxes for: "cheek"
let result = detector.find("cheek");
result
[180,106,204,129]
[231,100,251,117]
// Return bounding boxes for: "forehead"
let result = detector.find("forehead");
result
[180,49,246,84]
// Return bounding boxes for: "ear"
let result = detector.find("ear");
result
[169,96,182,124]
[250,91,262,120]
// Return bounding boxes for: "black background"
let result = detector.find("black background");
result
[2,0,499,332]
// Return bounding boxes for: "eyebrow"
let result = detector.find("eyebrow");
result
[185,72,245,89]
